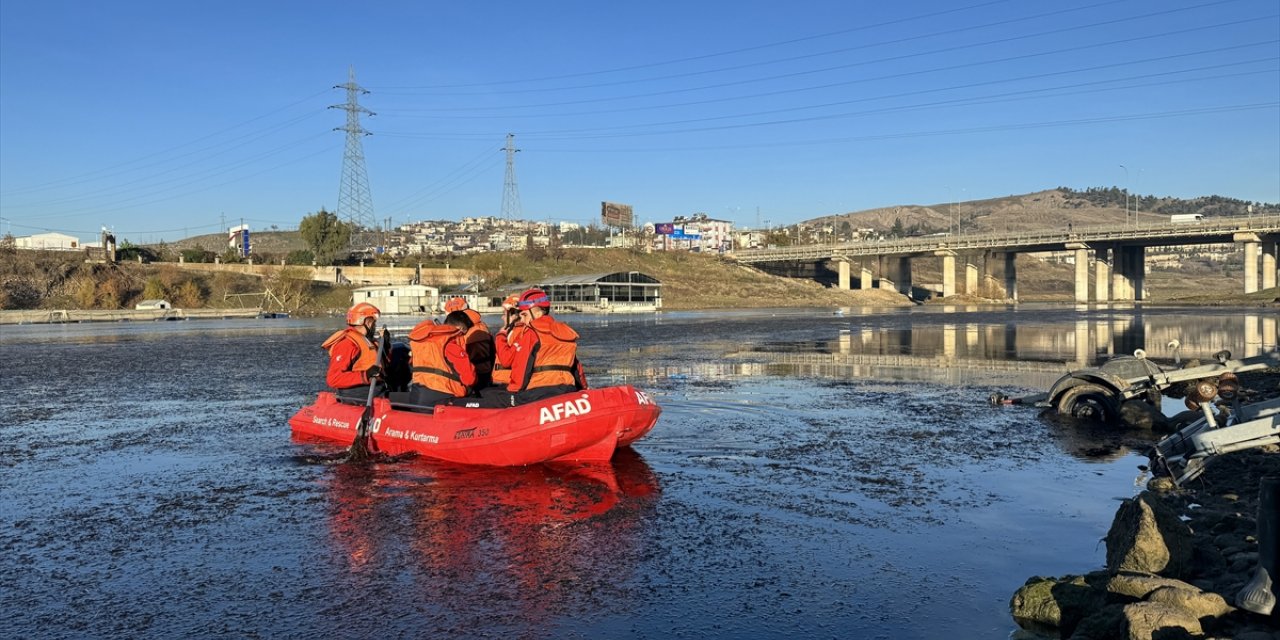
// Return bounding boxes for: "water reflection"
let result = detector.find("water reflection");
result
[1039,412,1149,463]
[608,310,1279,390]
[323,449,660,632]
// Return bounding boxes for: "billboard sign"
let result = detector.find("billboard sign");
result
[655,222,675,235]
[228,224,251,257]
[670,230,702,241]
[601,201,634,228]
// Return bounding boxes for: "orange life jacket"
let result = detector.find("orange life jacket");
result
[321,327,379,373]
[518,316,579,391]
[492,324,524,385]
[408,322,469,397]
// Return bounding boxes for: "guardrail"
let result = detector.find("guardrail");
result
[734,215,1280,263]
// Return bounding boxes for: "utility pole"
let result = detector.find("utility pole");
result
[1119,164,1129,227]
[331,66,376,250]
[501,133,522,221]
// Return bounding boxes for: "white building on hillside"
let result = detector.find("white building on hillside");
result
[14,232,82,251]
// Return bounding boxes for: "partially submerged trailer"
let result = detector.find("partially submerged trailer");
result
[990,344,1280,426]
[1150,393,1280,486]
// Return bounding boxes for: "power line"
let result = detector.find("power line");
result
[370,0,1053,90]
[0,89,331,197]
[371,39,1279,141]
[373,0,1224,98]
[377,11,1272,118]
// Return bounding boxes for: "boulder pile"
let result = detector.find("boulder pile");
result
[1011,448,1280,639]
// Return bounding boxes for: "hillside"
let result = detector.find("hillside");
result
[159,230,308,255]
[806,188,1278,236]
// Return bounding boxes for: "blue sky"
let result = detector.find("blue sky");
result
[1,0,1277,243]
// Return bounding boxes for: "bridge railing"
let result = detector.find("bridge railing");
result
[734,215,1280,263]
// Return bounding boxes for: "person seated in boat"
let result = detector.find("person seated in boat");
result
[492,288,588,406]
[444,297,495,389]
[489,294,523,389]
[322,302,386,403]
[403,311,477,409]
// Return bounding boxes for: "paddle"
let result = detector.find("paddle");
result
[346,326,390,462]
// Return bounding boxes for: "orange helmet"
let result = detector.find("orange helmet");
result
[346,302,380,326]
[517,288,551,310]
[501,294,521,311]
[443,297,468,313]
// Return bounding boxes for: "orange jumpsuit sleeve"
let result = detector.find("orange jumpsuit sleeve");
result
[494,325,521,369]
[445,339,477,389]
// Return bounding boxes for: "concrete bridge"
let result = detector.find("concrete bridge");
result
[734,215,1280,301]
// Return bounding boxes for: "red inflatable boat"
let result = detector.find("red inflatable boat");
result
[289,385,661,466]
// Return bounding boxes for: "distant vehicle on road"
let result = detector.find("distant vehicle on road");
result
[1170,213,1205,224]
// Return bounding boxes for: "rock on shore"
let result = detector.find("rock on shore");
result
[1011,447,1280,639]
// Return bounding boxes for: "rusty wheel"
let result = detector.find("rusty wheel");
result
[1056,383,1119,423]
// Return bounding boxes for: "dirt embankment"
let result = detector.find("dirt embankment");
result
[5,244,1276,313]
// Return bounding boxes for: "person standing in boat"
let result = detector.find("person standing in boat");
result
[322,302,385,403]
[404,311,477,408]
[443,297,495,389]
[494,288,587,406]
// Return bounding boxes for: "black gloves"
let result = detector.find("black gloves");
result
[365,365,382,380]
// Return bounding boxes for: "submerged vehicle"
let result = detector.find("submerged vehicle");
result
[289,385,661,466]
[991,343,1280,426]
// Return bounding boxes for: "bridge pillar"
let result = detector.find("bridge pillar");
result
[1067,243,1089,303]
[1261,240,1277,290]
[898,256,913,297]
[1236,232,1261,294]
[982,252,1002,298]
[859,265,872,290]
[877,255,896,293]
[943,324,957,358]
[935,250,957,298]
[1110,245,1144,301]
[1093,246,1110,303]
[1002,252,1018,301]
[1129,245,1145,301]
[837,259,850,290]
[965,259,979,296]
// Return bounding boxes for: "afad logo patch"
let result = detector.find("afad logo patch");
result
[539,395,592,425]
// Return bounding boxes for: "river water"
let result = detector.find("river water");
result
[2,305,1276,639]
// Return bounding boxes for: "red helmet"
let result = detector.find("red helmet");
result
[517,288,551,310]
[443,297,468,313]
[346,302,380,326]
[501,294,521,311]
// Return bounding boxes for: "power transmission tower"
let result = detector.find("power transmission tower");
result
[500,133,522,221]
[331,66,376,250]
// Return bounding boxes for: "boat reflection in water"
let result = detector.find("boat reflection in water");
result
[321,449,660,633]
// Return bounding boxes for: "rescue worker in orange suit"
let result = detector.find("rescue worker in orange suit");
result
[492,288,587,406]
[322,302,385,403]
[404,310,477,408]
[444,297,495,389]
[488,294,523,389]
